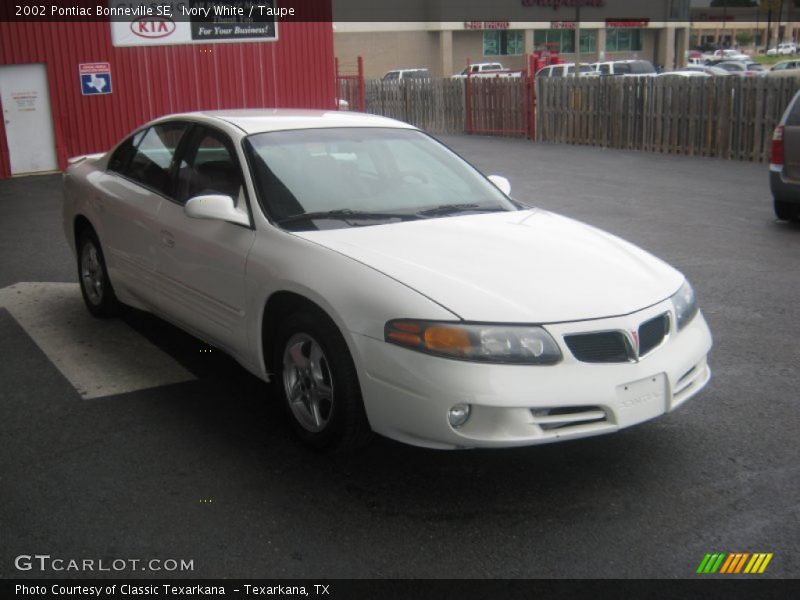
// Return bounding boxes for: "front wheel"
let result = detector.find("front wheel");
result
[275,310,371,451]
[77,229,120,318]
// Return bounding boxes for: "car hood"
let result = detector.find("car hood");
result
[294,209,683,323]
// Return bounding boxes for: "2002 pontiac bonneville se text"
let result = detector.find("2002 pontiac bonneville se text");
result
[62,110,712,450]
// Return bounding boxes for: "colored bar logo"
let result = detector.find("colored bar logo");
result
[696,552,773,574]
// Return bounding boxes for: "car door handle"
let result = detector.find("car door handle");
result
[160,230,175,248]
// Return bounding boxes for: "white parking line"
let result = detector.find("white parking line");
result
[0,282,195,399]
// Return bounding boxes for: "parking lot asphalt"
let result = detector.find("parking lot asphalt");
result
[1,138,798,579]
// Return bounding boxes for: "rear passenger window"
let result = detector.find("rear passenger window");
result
[123,123,188,196]
[108,129,145,174]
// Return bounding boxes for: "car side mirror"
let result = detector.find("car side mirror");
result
[487,175,511,196]
[184,194,249,227]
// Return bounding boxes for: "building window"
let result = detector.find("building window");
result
[606,28,643,52]
[579,30,597,53]
[534,30,597,54]
[483,30,524,56]
[534,29,573,53]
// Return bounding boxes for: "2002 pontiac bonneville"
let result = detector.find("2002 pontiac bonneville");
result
[63,110,712,451]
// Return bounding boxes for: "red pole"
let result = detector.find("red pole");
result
[357,56,365,112]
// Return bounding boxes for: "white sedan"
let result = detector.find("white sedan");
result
[63,110,712,450]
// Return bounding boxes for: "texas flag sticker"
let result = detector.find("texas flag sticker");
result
[79,62,112,96]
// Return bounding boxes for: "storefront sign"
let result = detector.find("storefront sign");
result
[522,0,606,9]
[606,19,649,28]
[110,1,279,47]
[464,21,511,30]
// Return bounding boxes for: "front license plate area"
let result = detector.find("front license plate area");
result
[614,373,667,428]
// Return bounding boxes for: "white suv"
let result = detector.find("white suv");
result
[382,68,431,81]
[767,43,797,56]
[590,60,657,76]
[535,63,594,78]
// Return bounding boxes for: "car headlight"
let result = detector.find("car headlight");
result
[385,319,562,365]
[671,280,698,331]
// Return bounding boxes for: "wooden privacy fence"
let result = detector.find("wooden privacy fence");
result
[536,76,800,162]
[465,77,534,138]
[364,78,466,134]
[364,77,535,137]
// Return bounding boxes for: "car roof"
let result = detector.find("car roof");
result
[151,109,416,135]
[594,60,649,65]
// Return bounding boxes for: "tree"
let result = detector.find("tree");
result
[736,31,754,46]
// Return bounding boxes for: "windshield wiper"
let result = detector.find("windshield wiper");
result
[276,209,419,225]
[416,203,507,217]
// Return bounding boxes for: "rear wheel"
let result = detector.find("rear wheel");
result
[77,229,120,318]
[275,310,371,451]
[774,197,799,222]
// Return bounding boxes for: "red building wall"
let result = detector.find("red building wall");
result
[0,16,335,179]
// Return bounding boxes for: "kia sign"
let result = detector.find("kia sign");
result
[109,1,278,47]
[130,16,177,40]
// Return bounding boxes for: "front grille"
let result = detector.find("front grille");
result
[638,313,669,356]
[564,313,671,363]
[564,331,629,363]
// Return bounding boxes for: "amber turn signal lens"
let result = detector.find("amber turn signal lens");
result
[423,326,471,354]
[386,330,422,346]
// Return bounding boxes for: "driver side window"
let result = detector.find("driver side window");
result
[176,129,244,206]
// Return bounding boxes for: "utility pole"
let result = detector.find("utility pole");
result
[574,6,581,77]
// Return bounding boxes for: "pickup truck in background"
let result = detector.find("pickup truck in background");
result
[451,62,523,78]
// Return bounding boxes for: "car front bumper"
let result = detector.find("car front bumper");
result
[352,302,713,449]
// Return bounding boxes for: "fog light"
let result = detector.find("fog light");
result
[448,403,471,429]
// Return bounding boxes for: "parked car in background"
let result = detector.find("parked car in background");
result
[590,60,657,76]
[678,65,732,77]
[766,42,797,56]
[382,68,431,81]
[769,59,800,73]
[705,48,750,62]
[714,61,765,76]
[535,63,593,78]
[770,90,800,222]
[62,109,712,451]
[657,70,711,79]
[452,62,522,78]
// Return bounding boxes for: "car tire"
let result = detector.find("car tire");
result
[275,309,371,452]
[774,197,799,222]
[76,228,121,318]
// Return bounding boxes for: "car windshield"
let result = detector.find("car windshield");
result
[245,127,517,231]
